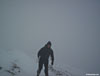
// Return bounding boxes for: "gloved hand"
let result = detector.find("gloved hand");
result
[51,62,54,65]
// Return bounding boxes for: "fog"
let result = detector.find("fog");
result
[0,0,100,74]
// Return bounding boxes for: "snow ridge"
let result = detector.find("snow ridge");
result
[0,49,85,76]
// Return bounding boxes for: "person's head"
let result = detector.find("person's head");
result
[46,41,52,48]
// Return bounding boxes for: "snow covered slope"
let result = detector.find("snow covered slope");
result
[0,49,85,76]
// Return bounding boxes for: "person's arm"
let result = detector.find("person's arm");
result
[37,48,42,58]
[37,51,40,58]
[51,49,54,65]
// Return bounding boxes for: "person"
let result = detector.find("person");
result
[37,41,54,76]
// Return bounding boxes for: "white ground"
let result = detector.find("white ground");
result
[0,49,85,76]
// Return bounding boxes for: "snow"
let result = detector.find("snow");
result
[0,49,85,76]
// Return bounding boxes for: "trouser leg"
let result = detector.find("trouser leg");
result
[37,61,43,76]
[44,61,48,76]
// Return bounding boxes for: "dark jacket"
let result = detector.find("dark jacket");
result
[38,45,54,64]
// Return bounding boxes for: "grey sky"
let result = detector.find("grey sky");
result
[0,0,100,74]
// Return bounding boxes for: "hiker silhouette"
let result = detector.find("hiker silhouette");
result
[37,41,54,76]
